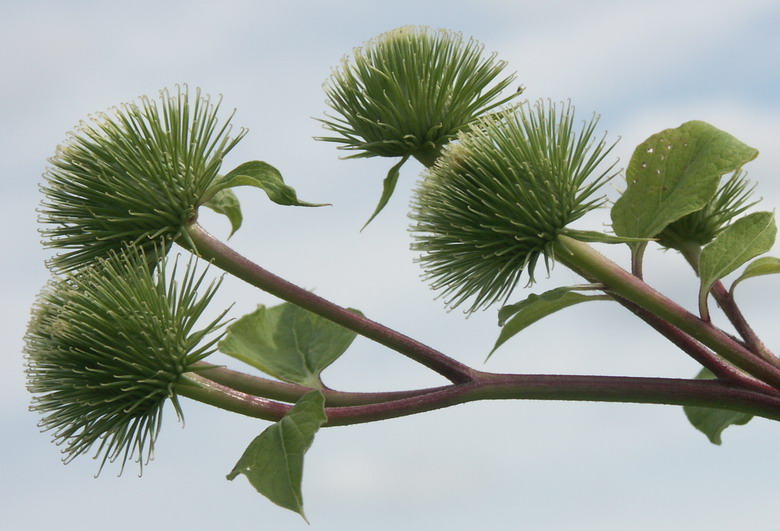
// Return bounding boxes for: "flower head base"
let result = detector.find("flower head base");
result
[318,26,518,163]
[24,246,227,473]
[40,87,245,273]
[411,101,617,312]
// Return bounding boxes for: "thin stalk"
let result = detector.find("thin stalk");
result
[180,372,780,426]
[678,243,714,321]
[182,223,477,384]
[554,235,780,390]
[631,242,647,279]
[710,281,777,363]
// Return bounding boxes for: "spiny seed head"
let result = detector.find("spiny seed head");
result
[24,246,228,474]
[317,25,519,162]
[658,170,758,249]
[411,100,618,312]
[40,86,246,273]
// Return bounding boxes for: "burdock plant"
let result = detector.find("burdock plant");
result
[318,26,519,226]
[24,25,780,523]
[411,101,618,312]
[25,247,228,473]
[40,86,321,273]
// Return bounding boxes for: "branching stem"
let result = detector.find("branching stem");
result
[603,295,776,393]
[182,223,477,384]
[555,235,780,390]
[710,281,777,363]
[194,363,451,406]
[179,371,780,426]
[175,225,780,432]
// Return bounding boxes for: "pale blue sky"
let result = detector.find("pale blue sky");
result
[2,1,780,529]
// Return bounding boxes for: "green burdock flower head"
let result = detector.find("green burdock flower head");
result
[318,26,520,226]
[40,86,245,273]
[319,25,517,161]
[411,100,618,312]
[24,246,228,473]
[658,170,757,250]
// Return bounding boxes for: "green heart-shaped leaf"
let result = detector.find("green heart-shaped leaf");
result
[218,302,361,387]
[227,391,326,520]
[611,121,757,245]
[698,211,776,319]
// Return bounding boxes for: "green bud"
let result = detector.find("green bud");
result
[411,101,617,312]
[25,246,228,473]
[318,25,519,164]
[40,87,245,273]
[658,170,757,250]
